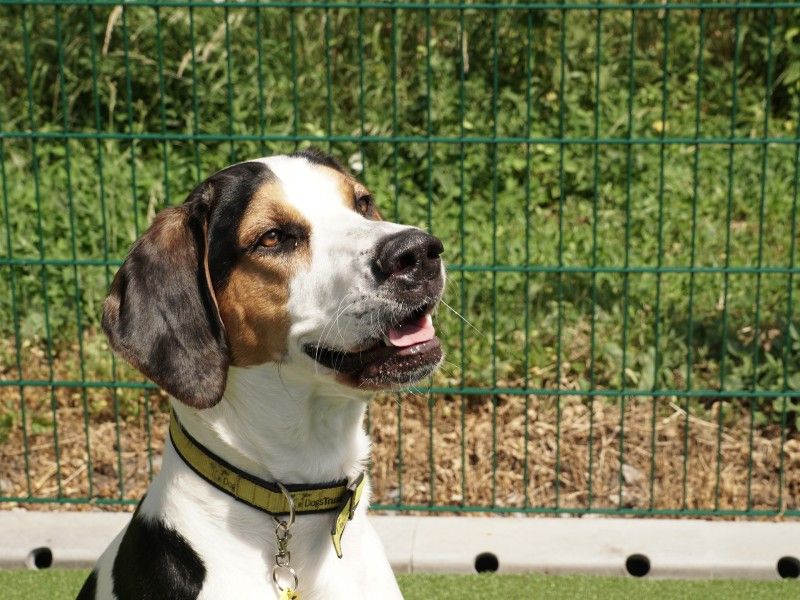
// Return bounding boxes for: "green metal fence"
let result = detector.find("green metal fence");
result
[0,1,799,517]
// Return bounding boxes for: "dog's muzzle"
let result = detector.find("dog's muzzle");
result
[305,229,445,389]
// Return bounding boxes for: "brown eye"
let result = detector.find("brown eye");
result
[259,229,284,248]
[356,195,373,217]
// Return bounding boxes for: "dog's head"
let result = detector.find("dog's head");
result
[102,150,445,408]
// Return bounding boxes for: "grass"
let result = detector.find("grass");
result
[0,3,799,507]
[0,569,798,600]
[399,574,800,600]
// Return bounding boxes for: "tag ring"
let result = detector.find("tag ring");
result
[274,481,295,528]
[272,564,299,591]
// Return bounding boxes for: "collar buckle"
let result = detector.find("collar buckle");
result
[345,472,365,520]
[330,472,366,559]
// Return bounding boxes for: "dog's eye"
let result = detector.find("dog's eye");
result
[356,195,374,217]
[258,229,284,249]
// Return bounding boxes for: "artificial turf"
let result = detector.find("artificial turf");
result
[0,569,797,600]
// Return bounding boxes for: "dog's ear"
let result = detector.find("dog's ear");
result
[102,186,229,409]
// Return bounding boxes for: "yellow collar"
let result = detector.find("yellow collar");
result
[168,408,365,558]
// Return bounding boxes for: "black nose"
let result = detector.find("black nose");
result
[374,229,444,284]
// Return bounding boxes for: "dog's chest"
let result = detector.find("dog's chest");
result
[121,467,375,600]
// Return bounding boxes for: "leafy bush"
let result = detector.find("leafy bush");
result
[0,4,798,425]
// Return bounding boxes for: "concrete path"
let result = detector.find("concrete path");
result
[1,510,798,579]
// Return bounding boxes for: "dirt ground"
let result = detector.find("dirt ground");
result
[2,378,798,515]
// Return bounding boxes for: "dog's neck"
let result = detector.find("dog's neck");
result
[171,364,371,486]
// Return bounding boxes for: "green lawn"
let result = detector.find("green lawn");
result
[0,569,797,600]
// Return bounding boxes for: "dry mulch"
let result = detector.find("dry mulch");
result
[370,392,800,513]
[2,381,798,516]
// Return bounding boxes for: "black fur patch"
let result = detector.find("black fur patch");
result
[75,569,97,600]
[112,514,206,600]
[102,161,274,408]
[204,161,274,291]
[102,201,229,408]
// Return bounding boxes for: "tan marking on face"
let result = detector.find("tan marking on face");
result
[323,166,382,220]
[236,183,312,250]
[216,181,311,366]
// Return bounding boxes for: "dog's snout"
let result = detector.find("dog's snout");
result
[374,230,443,284]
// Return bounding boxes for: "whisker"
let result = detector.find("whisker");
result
[439,298,486,340]
[314,292,360,375]
[319,294,359,349]
[436,358,462,376]
[275,361,298,402]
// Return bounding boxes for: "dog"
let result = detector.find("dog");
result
[76,149,445,600]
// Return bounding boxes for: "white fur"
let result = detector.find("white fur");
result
[90,154,440,599]
[258,155,414,363]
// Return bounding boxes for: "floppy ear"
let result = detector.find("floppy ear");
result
[102,190,229,408]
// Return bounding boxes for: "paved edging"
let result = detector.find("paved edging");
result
[1,511,798,579]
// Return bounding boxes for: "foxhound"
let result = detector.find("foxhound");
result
[77,149,445,600]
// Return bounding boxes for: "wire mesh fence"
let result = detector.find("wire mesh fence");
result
[0,1,798,517]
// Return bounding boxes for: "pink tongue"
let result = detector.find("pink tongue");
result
[387,314,435,347]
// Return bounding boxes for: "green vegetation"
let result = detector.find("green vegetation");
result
[0,5,798,432]
[0,569,797,600]
[0,569,92,600]
[398,573,800,600]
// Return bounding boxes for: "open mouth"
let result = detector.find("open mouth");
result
[304,304,442,388]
